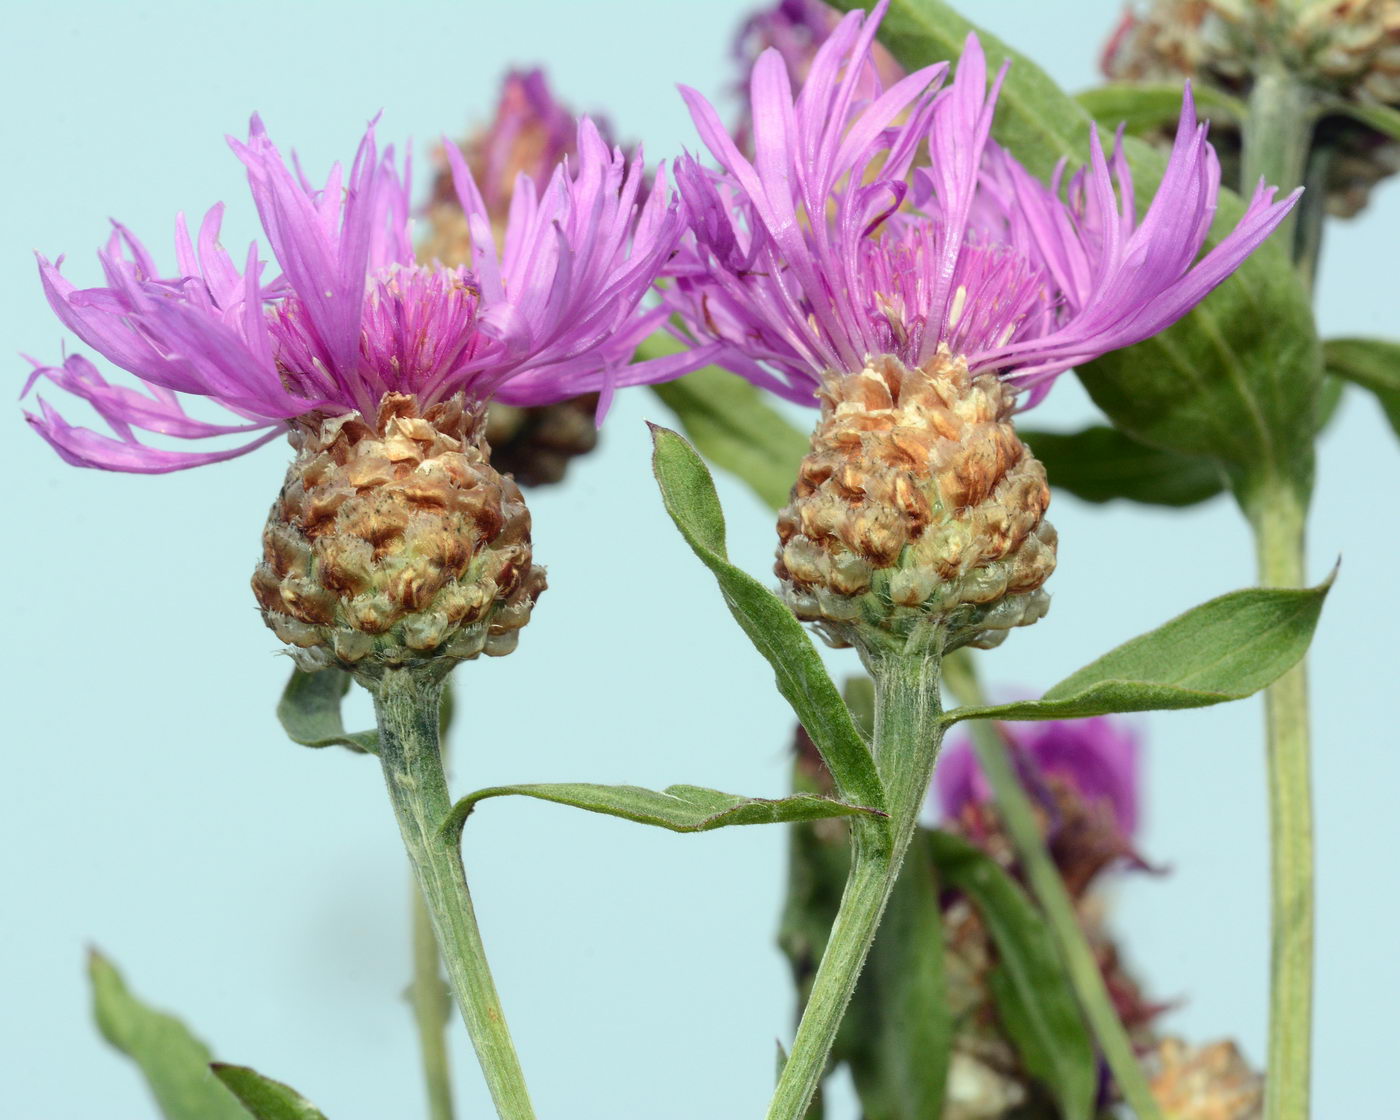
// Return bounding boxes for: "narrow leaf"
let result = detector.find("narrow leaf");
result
[642,334,810,511]
[1332,99,1400,143]
[944,580,1331,725]
[835,0,1321,499]
[444,782,884,840]
[845,831,951,1120]
[276,667,377,754]
[1019,425,1225,507]
[210,1066,329,1120]
[1324,337,1400,437]
[1076,82,1245,135]
[650,425,886,811]
[929,831,1096,1120]
[88,951,247,1120]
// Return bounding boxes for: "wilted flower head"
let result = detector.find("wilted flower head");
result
[25,113,686,474]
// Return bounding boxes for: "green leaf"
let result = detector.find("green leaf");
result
[929,831,1096,1120]
[1019,424,1225,507]
[276,667,377,754]
[88,951,247,1120]
[835,0,1321,502]
[649,425,886,812]
[844,831,951,1120]
[1324,337,1400,437]
[1077,81,1246,135]
[444,782,885,840]
[642,333,810,512]
[1330,98,1400,143]
[944,580,1331,724]
[210,1066,329,1120]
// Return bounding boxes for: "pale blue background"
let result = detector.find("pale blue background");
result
[2,2,1395,1117]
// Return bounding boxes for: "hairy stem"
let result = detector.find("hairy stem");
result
[766,646,944,1120]
[373,669,536,1120]
[1242,64,1316,263]
[1249,481,1314,1120]
[943,654,1163,1120]
[410,883,456,1120]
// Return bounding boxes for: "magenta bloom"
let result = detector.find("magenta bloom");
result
[936,716,1141,840]
[25,114,688,473]
[668,1,1299,408]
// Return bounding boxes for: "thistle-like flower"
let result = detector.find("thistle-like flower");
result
[668,1,1297,652]
[24,115,689,676]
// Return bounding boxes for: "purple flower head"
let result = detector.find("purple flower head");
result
[669,0,1299,409]
[25,113,689,473]
[935,716,1141,840]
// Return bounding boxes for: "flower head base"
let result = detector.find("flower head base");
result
[777,351,1055,653]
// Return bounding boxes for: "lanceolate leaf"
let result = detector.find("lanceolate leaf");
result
[650,425,886,812]
[88,951,247,1120]
[276,668,378,754]
[210,1066,329,1120]
[1019,425,1226,507]
[833,0,1321,500]
[1324,337,1400,437]
[944,580,1331,725]
[1077,82,1246,135]
[928,831,1096,1120]
[443,782,885,840]
[641,334,810,511]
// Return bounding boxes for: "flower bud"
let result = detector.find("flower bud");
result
[252,393,546,679]
[484,394,600,488]
[775,351,1055,654]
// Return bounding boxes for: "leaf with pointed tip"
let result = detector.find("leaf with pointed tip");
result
[88,951,247,1120]
[650,424,886,812]
[276,668,377,754]
[943,580,1330,725]
[210,1066,329,1120]
[929,831,1096,1120]
[833,0,1320,502]
[1077,82,1245,135]
[444,782,885,841]
[1324,337,1400,437]
[642,334,810,511]
[1019,425,1226,507]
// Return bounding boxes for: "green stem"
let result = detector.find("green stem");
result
[766,645,944,1120]
[943,654,1163,1120]
[1248,481,1314,1120]
[1241,64,1317,263]
[372,669,536,1120]
[410,883,456,1120]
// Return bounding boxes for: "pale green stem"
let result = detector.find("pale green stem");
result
[1241,64,1317,263]
[766,645,945,1120]
[1248,481,1314,1120]
[373,669,536,1120]
[410,883,456,1120]
[943,654,1163,1120]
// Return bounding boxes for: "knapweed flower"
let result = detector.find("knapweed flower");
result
[935,716,1142,893]
[24,114,689,676]
[668,1,1297,652]
[1103,0,1400,217]
[420,69,615,487]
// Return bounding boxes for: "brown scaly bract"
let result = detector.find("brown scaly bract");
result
[1149,1037,1265,1120]
[776,350,1056,653]
[252,393,546,679]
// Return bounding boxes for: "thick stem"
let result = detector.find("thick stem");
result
[410,884,456,1120]
[1249,482,1314,1120]
[1241,64,1317,263]
[766,646,944,1120]
[943,654,1163,1120]
[372,669,536,1120]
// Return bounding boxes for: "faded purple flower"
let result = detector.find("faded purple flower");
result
[25,113,689,473]
[935,716,1141,841]
[668,0,1299,409]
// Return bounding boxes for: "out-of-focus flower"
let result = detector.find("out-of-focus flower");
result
[418,69,622,488]
[1103,0,1400,217]
[1148,1037,1265,1119]
[667,0,1297,653]
[24,115,692,673]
